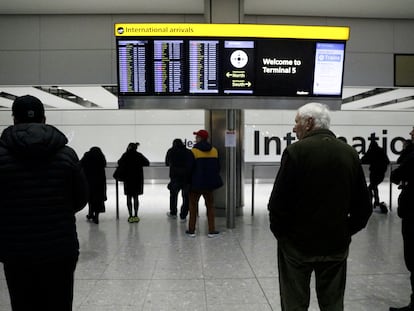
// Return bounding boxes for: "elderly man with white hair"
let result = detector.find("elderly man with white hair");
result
[268,102,372,311]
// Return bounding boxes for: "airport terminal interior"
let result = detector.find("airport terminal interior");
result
[0,179,410,311]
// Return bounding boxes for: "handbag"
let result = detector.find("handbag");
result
[113,166,125,181]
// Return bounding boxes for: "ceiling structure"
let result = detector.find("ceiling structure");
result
[1,0,414,19]
[1,85,414,111]
[1,0,414,110]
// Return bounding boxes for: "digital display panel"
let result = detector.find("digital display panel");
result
[116,37,346,97]
[313,43,345,95]
[117,40,149,94]
[189,40,219,94]
[222,41,255,94]
[255,39,315,96]
[153,40,184,94]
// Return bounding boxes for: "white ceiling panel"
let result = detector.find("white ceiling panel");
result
[342,87,373,99]
[63,86,118,109]
[0,86,87,109]
[375,99,414,110]
[341,88,414,110]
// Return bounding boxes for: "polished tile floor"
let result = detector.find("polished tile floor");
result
[0,181,411,311]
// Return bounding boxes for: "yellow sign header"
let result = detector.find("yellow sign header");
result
[114,23,349,40]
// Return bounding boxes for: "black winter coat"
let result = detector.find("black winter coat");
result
[81,147,107,212]
[361,141,390,185]
[165,141,193,184]
[391,150,414,219]
[0,123,88,264]
[118,150,150,195]
[268,129,372,256]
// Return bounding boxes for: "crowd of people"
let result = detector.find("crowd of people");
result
[0,95,413,311]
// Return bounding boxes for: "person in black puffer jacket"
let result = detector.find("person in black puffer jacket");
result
[0,95,88,311]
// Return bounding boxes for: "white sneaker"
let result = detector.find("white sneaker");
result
[185,230,196,237]
[166,212,177,219]
[207,231,220,238]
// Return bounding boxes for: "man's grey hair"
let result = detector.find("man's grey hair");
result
[297,102,331,129]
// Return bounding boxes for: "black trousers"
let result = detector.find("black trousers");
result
[169,182,189,219]
[4,255,78,311]
[277,239,348,311]
[402,219,414,303]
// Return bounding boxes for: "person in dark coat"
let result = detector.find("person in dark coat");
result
[361,140,390,213]
[0,95,88,311]
[389,127,414,311]
[165,138,193,221]
[81,146,107,224]
[268,102,372,311]
[186,129,223,238]
[117,142,149,223]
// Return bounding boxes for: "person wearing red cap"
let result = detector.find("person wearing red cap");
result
[186,129,223,238]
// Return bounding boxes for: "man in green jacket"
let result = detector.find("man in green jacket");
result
[268,102,372,311]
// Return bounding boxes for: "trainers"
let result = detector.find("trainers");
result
[208,231,220,238]
[379,202,388,214]
[185,230,196,237]
[128,216,134,223]
[166,212,177,219]
[133,216,140,223]
[179,217,186,223]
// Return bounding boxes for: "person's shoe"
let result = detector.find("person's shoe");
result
[207,231,220,238]
[128,216,134,223]
[86,214,93,221]
[185,230,196,237]
[166,212,177,219]
[93,217,99,224]
[379,202,388,214]
[389,305,412,311]
[133,216,140,223]
[179,217,186,223]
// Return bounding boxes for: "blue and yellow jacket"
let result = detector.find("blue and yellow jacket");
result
[190,140,223,191]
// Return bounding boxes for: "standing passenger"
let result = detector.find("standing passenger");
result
[186,129,223,238]
[268,102,372,311]
[0,95,88,311]
[117,142,149,223]
[81,146,107,224]
[361,140,390,213]
[165,138,193,222]
[389,127,414,311]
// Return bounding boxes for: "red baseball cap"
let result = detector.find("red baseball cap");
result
[193,129,209,139]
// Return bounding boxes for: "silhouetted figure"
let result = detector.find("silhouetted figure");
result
[117,142,149,223]
[361,140,390,213]
[165,138,193,221]
[0,95,88,310]
[81,146,107,224]
[268,102,372,311]
[390,127,414,311]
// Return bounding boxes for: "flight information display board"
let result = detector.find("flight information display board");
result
[115,23,349,98]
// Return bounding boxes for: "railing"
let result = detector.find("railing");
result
[249,162,400,216]
[107,161,400,219]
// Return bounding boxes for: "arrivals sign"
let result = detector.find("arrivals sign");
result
[114,23,349,98]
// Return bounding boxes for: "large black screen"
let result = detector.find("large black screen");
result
[116,37,345,97]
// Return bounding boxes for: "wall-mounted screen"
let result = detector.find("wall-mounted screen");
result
[116,38,346,97]
[115,23,349,99]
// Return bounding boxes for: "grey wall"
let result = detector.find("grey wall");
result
[0,14,204,85]
[0,13,413,87]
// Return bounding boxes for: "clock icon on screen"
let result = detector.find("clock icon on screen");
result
[230,50,248,68]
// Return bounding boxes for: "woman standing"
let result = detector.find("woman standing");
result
[117,142,150,223]
[81,146,107,224]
